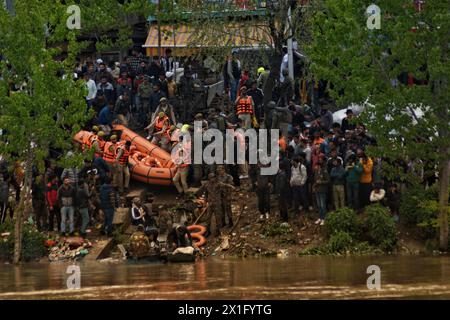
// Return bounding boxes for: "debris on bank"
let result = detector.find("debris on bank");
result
[48,237,92,262]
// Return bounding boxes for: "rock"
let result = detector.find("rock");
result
[277,249,289,258]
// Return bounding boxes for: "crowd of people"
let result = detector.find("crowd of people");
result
[0,47,434,244]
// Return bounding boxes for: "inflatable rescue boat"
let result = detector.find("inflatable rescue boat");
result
[73,125,177,186]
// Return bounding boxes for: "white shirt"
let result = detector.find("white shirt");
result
[280,53,289,82]
[85,79,97,100]
[370,189,386,202]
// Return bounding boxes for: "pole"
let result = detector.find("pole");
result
[287,6,294,79]
[157,0,162,58]
[172,0,176,80]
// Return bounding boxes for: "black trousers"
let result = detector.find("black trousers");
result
[34,201,48,231]
[359,183,372,209]
[257,188,270,215]
[48,206,61,232]
[278,194,289,222]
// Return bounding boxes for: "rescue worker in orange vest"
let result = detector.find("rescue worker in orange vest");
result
[103,134,118,185]
[235,86,254,130]
[82,126,99,148]
[145,111,170,148]
[114,140,131,194]
[91,131,106,158]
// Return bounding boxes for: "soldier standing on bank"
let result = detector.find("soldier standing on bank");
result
[197,173,221,237]
[216,165,235,228]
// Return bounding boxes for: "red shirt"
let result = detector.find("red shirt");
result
[46,182,59,208]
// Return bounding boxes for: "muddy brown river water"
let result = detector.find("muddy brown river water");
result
[1,255,450,299]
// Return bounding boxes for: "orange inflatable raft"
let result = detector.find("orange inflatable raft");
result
[73,126,177,186]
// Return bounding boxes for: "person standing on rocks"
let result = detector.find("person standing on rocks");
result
[216,165,235,228]
[275,162,290,222]
[99,176,119,236]
[256,163,272,221]
[197,173,233,237]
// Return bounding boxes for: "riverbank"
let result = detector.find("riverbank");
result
[199,183,428,258]
[0,182,431,265]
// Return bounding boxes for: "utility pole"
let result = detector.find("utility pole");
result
[157,0,162,58]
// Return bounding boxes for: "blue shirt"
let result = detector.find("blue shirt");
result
[98,105,113,126]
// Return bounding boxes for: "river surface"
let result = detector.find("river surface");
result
[0,255,450,299]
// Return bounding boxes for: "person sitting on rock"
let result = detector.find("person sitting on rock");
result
[131,197,146,227]
[128,224,153,259]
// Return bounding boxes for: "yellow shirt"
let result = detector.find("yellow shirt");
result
[360,158,373,184]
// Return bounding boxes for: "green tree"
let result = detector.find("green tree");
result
[305,0,449,249]
[0,0,88,263]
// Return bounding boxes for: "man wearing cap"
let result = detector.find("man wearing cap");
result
[91,131,106,158]
[152,96,176,125]
[149,83,166,119]
[145,112,170,148]
[257,66,270,90]
[235,86,254,130]
[115,140,132,194]
[103,135,118,186]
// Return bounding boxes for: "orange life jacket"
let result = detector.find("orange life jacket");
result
[236,96,253,115]
[116,144,130,166]
[279,137,287,152]
[103,141,116,163]
[92,138,105,158]
[155,116,169,131]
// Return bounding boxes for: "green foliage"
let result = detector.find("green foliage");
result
[0,221,46,262]
[304,0,450,185]
[327,231,353,253]
[302,204,399,255]
[363,204,398,251]
[0,1,88,171]
[112,224,128,245]
[299,239,378,256]
[325,207,358,236]
[262,222,293,237]
[400,185,450,239]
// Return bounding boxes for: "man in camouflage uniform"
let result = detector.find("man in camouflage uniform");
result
[196,173,229,237]
[216,165,235,227]
[128,224,159,259]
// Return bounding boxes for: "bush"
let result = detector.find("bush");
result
[363,204,398,251]
[400,184,450,239]
[325,207,358,236]
[0,221,46,262]
[262,222,293,237]
[328,231,353,253]
[21,223,47,261]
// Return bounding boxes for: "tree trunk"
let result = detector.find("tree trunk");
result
[13,160,32,264]
[438,158,450,251]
